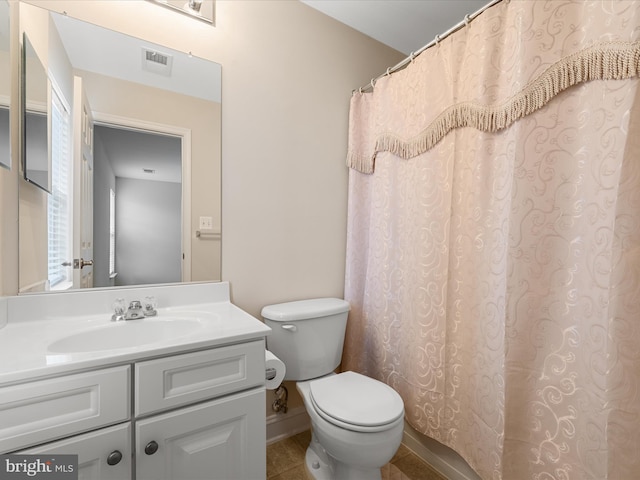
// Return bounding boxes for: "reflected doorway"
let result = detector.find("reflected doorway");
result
[93,123,183,287]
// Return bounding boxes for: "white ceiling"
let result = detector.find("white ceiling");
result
[302,0,490,55]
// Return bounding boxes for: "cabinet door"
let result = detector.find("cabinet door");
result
[136,388,265,480]
[18,423,132,480]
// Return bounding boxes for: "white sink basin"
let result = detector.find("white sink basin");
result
[48,318,205,353]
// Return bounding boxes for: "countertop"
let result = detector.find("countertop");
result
[0,282,271,386]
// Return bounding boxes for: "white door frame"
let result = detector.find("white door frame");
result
[91,112,192,283]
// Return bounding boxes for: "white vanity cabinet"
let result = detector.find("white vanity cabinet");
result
[2,340,267,480]
[134,341,266,480]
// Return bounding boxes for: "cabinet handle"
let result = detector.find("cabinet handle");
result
[106,450,122,466]
[145,441,159,455]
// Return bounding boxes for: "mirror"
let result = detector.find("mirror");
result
[22,33,50,191]
[0,0,9,170]
[18,4,222,293]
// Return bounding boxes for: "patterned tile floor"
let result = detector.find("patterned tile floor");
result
[267,430,447,480]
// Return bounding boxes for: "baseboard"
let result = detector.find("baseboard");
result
[402,421,481,480]
[266,405,311,445]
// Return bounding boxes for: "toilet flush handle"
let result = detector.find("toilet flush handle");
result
[281,324,297,332]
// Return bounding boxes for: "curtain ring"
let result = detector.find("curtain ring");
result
[434,34,441,45]
[409,52,416,62]
[370,78,376,89]
[358,87,363,94]
[464,14,470,26]
[386,67,392,76]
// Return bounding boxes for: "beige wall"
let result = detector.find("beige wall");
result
[0,1,17,297]
[220,1,403,317]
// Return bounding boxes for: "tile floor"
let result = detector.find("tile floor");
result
[267,430,447,480]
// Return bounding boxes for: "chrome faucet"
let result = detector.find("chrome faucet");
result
[125,300,145,320]
[111,297,157,321]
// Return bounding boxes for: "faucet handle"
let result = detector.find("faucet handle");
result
[143,296,158,317]
[114,298,126,313]
[112,298,126,321]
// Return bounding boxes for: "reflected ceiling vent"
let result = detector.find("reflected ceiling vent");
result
[141,48,173,77]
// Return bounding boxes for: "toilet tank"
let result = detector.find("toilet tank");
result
[262,298,350,381]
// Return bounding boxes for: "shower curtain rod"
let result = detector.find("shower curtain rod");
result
[355,0,503,93]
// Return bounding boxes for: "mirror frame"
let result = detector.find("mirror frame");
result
[0,0,9,171]
[21,31,51,193]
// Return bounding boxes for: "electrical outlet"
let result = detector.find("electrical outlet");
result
[199,216,213,230]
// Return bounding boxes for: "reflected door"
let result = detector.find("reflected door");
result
[73,75,94,289]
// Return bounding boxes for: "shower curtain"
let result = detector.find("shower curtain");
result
[342,1,640,479]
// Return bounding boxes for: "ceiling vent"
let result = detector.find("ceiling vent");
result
[141,48,173,77]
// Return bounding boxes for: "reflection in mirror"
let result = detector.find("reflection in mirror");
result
[22,34,50,192]
[0,0,9,170]
[94,124,182,287]
[18,4,221,294]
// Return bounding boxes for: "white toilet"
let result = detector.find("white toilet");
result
[262,298,405,480]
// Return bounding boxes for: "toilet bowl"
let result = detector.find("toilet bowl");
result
[262,298,405,480]
[298,372,404,479]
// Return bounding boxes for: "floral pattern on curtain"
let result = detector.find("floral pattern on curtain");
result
[343,1,640,479]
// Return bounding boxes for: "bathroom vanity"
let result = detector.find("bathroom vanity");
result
[0,282,271,480]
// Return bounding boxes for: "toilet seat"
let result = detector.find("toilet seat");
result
[309,371,404,433]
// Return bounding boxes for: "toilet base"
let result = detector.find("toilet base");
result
[304,436,383,480]
[304,444,332,480]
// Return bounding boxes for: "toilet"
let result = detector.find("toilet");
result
[262,298,405,480]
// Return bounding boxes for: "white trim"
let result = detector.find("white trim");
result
[91,111,192,283]
[402,421,481,480]
[48,75,71,113]
[266,405,311,445]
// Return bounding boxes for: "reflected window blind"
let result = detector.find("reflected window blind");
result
[48,89,71,288]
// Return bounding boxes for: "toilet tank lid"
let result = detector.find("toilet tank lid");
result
[261,298,350,321]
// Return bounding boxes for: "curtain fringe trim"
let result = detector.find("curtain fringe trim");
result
[346,152,375,175]
[349,41,640,173]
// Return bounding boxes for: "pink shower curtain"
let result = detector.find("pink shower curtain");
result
[342,1,640,479]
